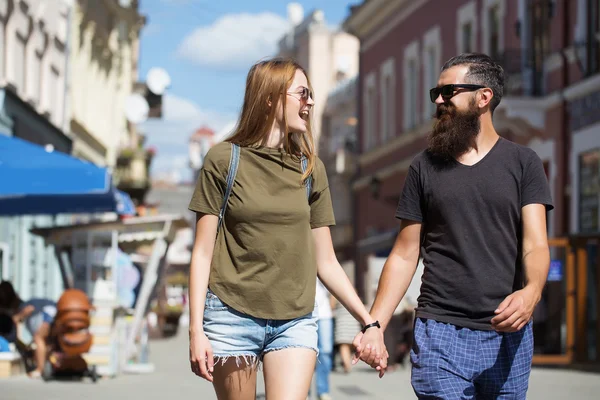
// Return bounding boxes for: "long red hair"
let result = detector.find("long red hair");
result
[226,57,315,182]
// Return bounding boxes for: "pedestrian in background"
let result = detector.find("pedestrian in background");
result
[0,281,57,379]
[314,278,334,400]
[187,57,386,400]
[332,296,360,374]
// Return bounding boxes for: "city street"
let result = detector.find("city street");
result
[2,330,600,400]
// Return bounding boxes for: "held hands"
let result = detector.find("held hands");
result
[189,330,214,381]
[352,325,389,378]
[491,286,540,333]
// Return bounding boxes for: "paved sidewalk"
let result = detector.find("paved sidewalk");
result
[2,330,599,400]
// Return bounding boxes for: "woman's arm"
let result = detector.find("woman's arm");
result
[312,227,374,327]
[188,212,220,381]
[188,213,219,335]
[313,226,387,374]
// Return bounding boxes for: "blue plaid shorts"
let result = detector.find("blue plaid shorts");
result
[411,318,533,399]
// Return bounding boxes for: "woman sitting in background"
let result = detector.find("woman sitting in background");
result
[0,281,56,378]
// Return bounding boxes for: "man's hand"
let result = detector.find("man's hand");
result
[491,286,540,332]
[352,329,389,378]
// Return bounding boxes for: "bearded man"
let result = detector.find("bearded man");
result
[354,53,554,399]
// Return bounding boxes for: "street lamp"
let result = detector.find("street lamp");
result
[369,175,399,206]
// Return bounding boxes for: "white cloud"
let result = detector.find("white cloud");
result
[176,12,290,69]
[140,94,237,181]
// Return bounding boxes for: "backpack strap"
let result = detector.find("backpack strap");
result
[217,143,240,233]
[301,156,312,201]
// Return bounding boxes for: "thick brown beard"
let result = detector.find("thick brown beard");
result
[427,99,481,162]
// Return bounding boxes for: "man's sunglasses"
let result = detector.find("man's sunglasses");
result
[429,84,486,103]
[287,87,313,103]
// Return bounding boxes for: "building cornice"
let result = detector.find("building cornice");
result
[358,120,431,167]
[102,0,146,28]
[343,0,421,40]
[563,73,600,101]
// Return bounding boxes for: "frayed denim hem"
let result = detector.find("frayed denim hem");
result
[212,353,261,370]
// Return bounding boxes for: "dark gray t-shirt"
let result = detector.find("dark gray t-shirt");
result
[396,138,554,330]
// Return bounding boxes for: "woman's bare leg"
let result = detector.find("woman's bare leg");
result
[263,348,316,400]
[32,322,51,375]
[339,344,352,373]
[212,357,258,400]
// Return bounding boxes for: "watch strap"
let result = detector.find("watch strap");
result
[361,320,381,334]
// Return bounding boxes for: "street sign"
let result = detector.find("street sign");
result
[547,259,563,281]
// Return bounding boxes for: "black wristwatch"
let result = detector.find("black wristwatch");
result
[361,320,381,333]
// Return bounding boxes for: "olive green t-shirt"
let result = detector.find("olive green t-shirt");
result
[188,142,336,320]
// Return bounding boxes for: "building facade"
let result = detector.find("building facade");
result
[0,0,71,147]
[278,4,359,150]
[188,126,215,185]
[320,76,358,280]
[0,0,74,303]
[69,0,145,167]
[344,0,600,364]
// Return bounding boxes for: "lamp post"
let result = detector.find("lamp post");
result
[369,175,399,206]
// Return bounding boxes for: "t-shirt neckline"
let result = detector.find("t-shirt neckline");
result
[452,136,502,169]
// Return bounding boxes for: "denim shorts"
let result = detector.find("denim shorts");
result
[203,288,319,368]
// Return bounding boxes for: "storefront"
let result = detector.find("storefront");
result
[0,88,74,302]
[532,91,600,367]
[30,214,189,376]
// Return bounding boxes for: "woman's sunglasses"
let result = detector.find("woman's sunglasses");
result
[287,87,313,103]
[429,84,485,103]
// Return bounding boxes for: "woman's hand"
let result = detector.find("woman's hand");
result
[352,328,389,377]
[189,330,214,381]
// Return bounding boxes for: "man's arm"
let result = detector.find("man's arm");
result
[353,219,421,372]
[369,220,422,330]
[491,203,550,332]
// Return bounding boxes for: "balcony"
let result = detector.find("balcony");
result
[113,146,155,203]
[493,49,548,97]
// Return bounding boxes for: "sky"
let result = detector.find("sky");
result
[137,0,357,183]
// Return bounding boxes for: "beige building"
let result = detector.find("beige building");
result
[68,0,145,168]
[0,0,71,133]
[277,4,359,150]
[321,76,358,271]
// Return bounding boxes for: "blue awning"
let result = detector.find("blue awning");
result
[0,134,135,216]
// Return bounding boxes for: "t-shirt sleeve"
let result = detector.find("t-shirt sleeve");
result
[309,158,336,229]
[395,160,424,222]
[521,150,554,211]
[188,143,230,216]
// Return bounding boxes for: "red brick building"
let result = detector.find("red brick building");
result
[343,0,600,364]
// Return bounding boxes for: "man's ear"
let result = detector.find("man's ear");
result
[478,88,494,109]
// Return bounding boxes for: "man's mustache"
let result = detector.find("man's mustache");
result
[435,103,455,119]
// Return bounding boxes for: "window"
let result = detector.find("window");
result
[489,6,500,59]
[422,26,441,121]
[403,41,420,131]
[585,0,600,74]
[457,1,477,54]
[380,57,395,142]
[50,67,61,125]
[483,0,506,60]
[0,22,5,79]
[29,51,43,105]
[579,148,600,233]
[462,23,473,53]
[363,72,377,151]
[407,60,418,129]
[14,35,26,93]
